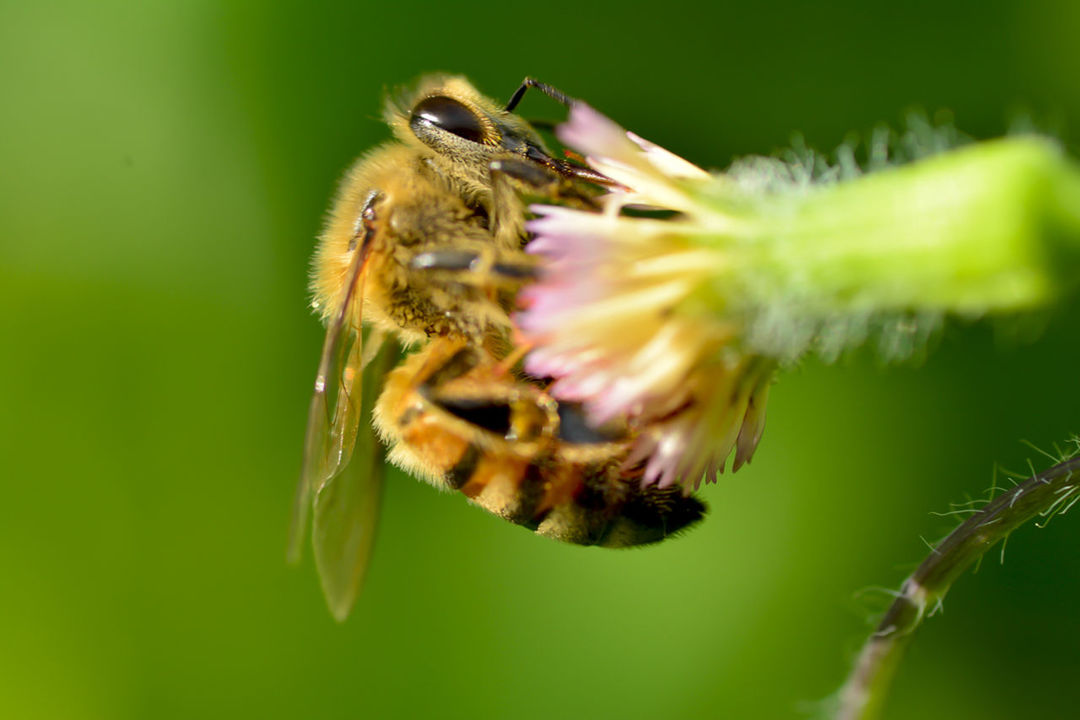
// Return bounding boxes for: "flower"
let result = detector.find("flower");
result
[519,102,1080,491]
[518,104,776,490]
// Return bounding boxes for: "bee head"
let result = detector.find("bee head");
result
[388,75,550,170]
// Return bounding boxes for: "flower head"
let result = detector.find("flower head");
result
[518,104,775,490]
[518,103,1080,492]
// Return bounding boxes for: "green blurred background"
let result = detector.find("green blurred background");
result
[3,1,1079,718]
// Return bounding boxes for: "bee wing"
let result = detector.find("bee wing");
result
[288,242,395,620]
[312,329,398,621]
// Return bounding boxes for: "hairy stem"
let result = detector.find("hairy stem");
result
[836,455,1080,720]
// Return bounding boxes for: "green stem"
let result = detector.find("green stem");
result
[836,455,1080,720]
[685,138,1080,363]
[760,138,1080,312]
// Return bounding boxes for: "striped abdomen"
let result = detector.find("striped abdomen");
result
[373,339,705,547]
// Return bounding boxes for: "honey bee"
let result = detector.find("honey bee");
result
[290,76,705,620]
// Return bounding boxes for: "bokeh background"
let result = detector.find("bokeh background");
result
[3,1,1079,718]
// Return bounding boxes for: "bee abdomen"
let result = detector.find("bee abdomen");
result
[456,452,547,527]
[595,484,706,548]
[535,470,706,548]
[377,340,706,547]
[438,439,706,547]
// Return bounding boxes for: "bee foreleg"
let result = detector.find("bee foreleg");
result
[490,157,609,205]
[489,157,560,191]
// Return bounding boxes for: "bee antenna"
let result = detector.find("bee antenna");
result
[505,77,576,113]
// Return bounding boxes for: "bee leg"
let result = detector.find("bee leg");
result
[491,156,612,202]
[414,337,481,393]
[492,339,533,377]
[489,156,561,191]
[410,249,539,281]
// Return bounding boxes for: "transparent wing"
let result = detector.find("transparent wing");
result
[312,330,397,621]
[288,242,395,620]
[288,246,369,564]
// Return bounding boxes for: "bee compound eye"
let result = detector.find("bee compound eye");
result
[410,95,487,144]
